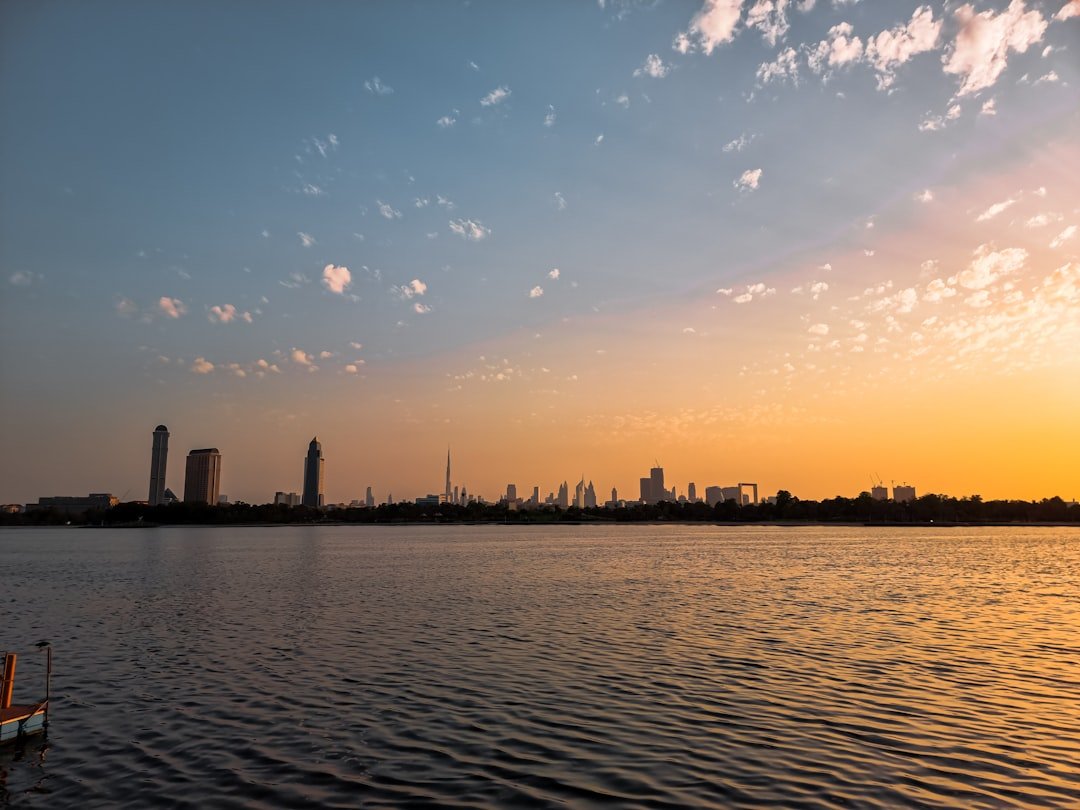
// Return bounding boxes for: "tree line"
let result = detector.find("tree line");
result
[3,491,1078,526]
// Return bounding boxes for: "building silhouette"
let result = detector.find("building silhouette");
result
[302,437,324,508]
[148,425,169,506]
[184,448,221,504]
[893,484,916,503]
[445,447,452,502]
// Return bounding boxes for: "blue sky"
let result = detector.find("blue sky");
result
[2,0,1078,504]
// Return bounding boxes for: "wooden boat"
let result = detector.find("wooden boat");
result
[0,645,50,745]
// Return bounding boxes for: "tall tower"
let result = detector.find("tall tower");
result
[445,447,452,502]
[302,437,325,508]
[148,425,169,506]
[650,465,665,504]
[184,448,221,504]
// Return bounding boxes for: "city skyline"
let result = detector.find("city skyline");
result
[2,1,1079,504]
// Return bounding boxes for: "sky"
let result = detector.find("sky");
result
[1,0,1079,506]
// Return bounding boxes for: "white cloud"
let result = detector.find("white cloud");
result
[976,198,1016,221]
[734,293,754,303]
[865,5,942,89]
[634,54,671,78]
[595,133,605,146]
[394,279,427,299]
[717,287,733,295]
[191,357,214,374]
[757,47,800,84]
[1034,70,1060,84]
[549,268,561,280]
[981,98,997,115]
[615,93,630,108]
[302,183,324,196]
[1050,224,1077,249]
[449,219,490,240]
[734,168,763,191]
[322,264,352,294]
[298,232,316,248]
[808,323,830,335]
[944,1,1048,97]
[554,191,567,211]
[957,244,1027,289]
[916,189,934,202]
[208,304,253,323]
[529,286,544,298]
[349,341,363,350]
[115,297,137,316]
[1057,0,1080,21]
[158,297,186,319]
[808,22,864,74]
[676,0,744,55]
[436,115,456,128]
[544,105,557,127]
[480,86,511,106]
[291,348,313,366]
[345,364,359,374]
[364,77,394,95]
[810,281,830,299]
[746,0,790,46]
[377,200,402,220]
[413,302,432,314]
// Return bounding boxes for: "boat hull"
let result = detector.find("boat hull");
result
[0,706,47,744]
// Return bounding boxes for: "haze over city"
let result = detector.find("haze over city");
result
[2,0,1079,505]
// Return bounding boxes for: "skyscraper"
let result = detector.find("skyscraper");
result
[650,466,665,504]
[445,447,452,502]
[302,437,324,508]
[184,448,221,504]
[148,424,169,506]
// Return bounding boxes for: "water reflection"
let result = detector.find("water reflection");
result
[2,525,1079,807]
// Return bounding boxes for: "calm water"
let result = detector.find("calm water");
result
[2,525,1079,808]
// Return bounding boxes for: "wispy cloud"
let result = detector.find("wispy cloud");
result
[9,271,41,286]
[191,357,214,374]
[722,133,753,152]
[436,114,456,128]
[377,200,402,220]
[544,105,557,127]
[1050,224,1077,249]
[413,302,432,314]
[548,268,560,280]
[449,219,490,240]
[634,54,671,78]
[480,86,511,106]
[976,198,1016,221]
[553,191,567,211]
[364,76,394,95]
[298,232,316,248]
[529,286,544,298]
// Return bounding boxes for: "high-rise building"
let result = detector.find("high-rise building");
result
[557,481,569,508]
[688,482,697,503]
[584,481,597,509]
[893,484,916,503]
[574,478,585,508]
[148,425,169,506]
[640,477,651,503]
[274,491,300,507]
[445,447,452,502]
[650,466,665,503]
[506,483,517,502]
[184,449,222,504]
[365,486,375,508]
[871,485,888,501]
[302,437,324,508]
[705,486,724,507]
